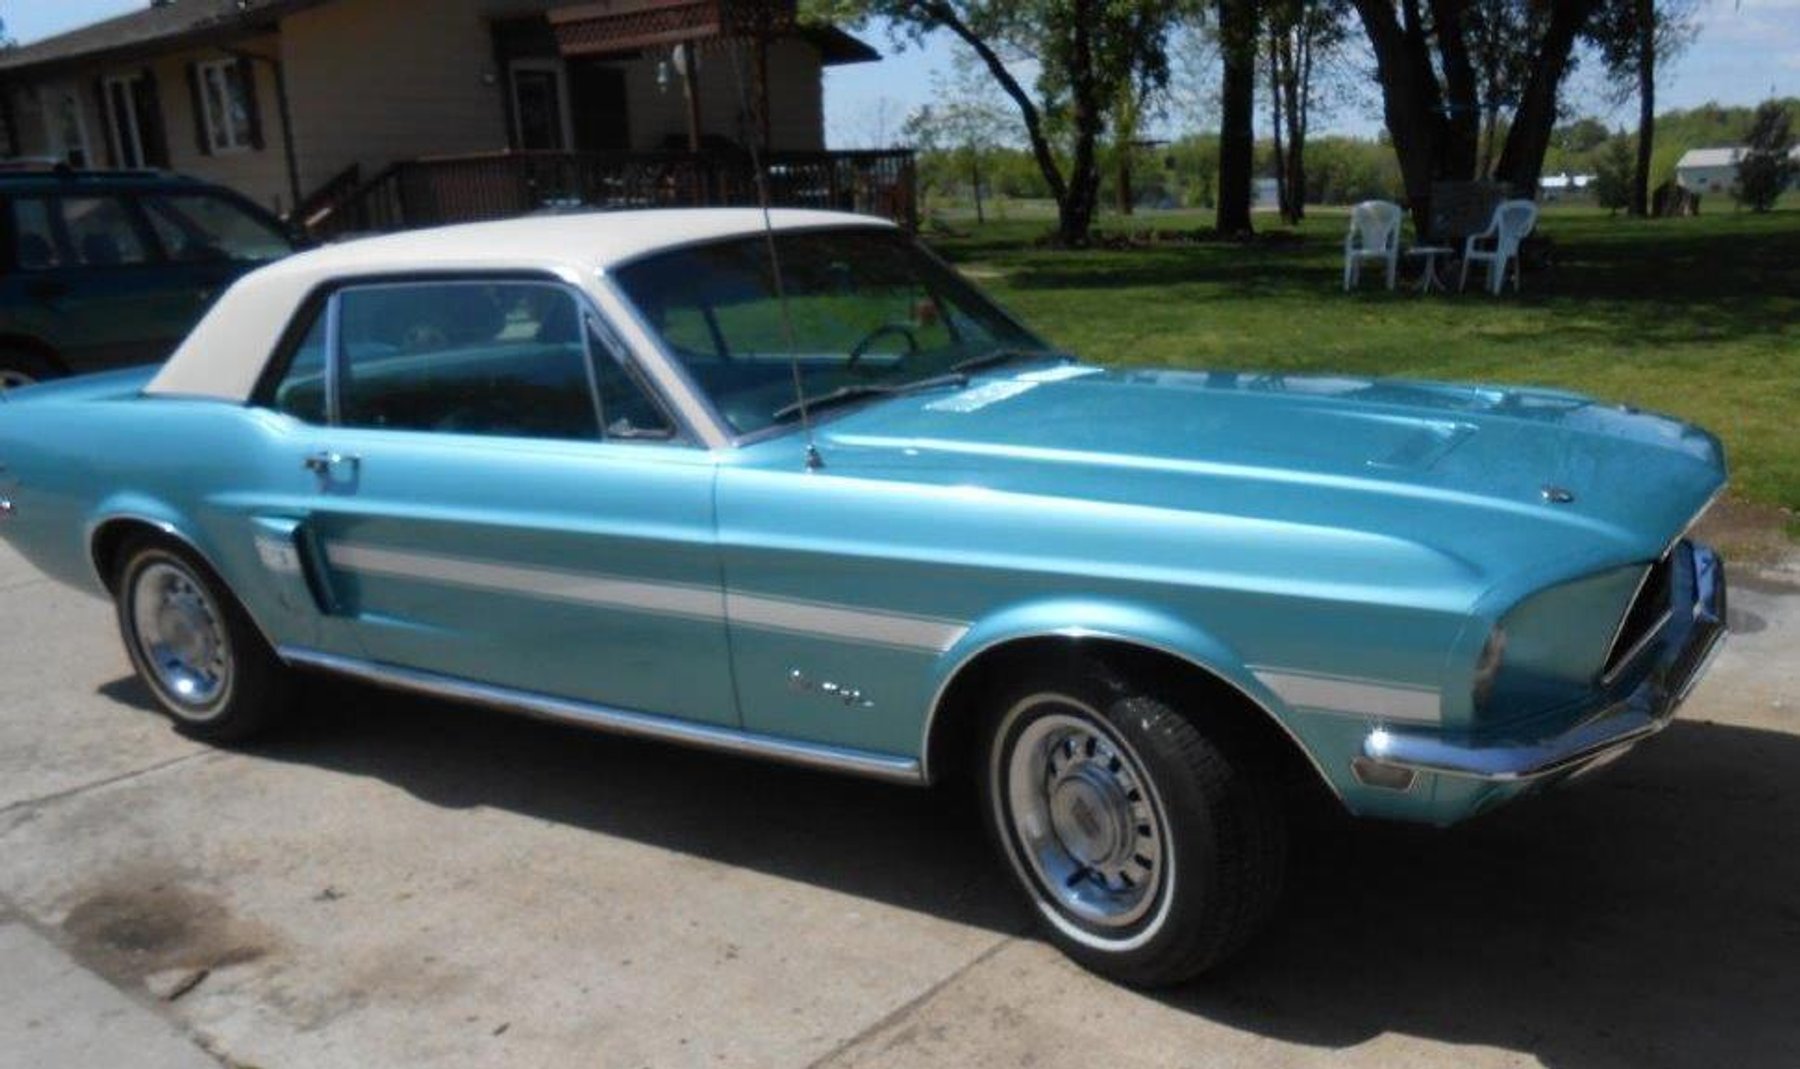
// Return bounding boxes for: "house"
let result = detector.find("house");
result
[1675,145,1800,195]
[0,0,913,233]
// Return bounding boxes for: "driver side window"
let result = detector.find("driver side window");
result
[337,281,596,440]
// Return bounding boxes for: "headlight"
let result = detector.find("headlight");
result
[1471,625,1508,709]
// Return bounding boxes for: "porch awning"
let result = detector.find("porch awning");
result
[547,0,877,65]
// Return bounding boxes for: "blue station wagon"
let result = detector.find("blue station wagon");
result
[0,167,301,387]
[0,210,1728,985]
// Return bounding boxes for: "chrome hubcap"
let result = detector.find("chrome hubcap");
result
[1006,710,1164,928]
[131,561,231,713]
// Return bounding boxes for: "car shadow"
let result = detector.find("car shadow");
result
[101,673,1800,1067]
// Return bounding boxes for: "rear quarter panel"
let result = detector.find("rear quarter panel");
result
[0,388,325,650]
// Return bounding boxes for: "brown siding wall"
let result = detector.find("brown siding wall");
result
[4,0,838,212]
[278,0,516,197]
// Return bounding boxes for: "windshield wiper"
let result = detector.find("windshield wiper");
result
[950,348,1069,375]
[771,372,968,424]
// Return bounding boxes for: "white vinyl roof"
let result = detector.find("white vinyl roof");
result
[146,208,894,401]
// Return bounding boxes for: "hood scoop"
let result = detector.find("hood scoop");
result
[1367,420,1477,472]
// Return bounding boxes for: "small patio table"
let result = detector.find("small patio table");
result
[1407,246,1456,294]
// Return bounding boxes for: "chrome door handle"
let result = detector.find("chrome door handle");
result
[303,451,360,475]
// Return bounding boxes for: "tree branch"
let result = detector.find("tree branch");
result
[913,1,1068,206]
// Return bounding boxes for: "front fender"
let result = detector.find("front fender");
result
[921,595,1325,791]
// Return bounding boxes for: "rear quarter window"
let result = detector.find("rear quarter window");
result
[8,197,64,270]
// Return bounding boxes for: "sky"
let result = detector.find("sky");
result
[6,0,1796,148]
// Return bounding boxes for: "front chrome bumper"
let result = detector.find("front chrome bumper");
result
[1363,540,1727,784]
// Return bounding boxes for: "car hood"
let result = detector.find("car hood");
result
[810,365,1725,591]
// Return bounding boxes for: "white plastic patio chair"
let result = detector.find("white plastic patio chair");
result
[1459,199,1539,295]
[1343,200,1402,292]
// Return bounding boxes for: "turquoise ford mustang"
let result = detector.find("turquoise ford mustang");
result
[0,209,1727,985]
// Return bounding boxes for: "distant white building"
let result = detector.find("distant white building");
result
[1676,145,1800,194]
[1540,172,1595,200]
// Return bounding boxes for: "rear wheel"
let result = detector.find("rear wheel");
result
[113,536,292,742]
[980,662,1287,986]
[0,349,58,390]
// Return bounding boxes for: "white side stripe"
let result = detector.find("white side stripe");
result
[727,592,968,654]
[1252,668,1441,723]
[327,542,724,620]
[324,541,967,654]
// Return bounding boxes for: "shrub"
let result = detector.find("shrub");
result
[1593,136,1635,213]
[1735,101,1798,213]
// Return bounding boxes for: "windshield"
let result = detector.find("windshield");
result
[611,227,1054,435]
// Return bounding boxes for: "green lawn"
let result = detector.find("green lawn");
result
[926,204,1800,539]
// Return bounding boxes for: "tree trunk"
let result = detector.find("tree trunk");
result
[1427,0,1480,180]
[1631,0,1654,216]
[971,152,985,224]
[1284,23,1308,221]
[1216,0,1258,236]
[1352,0,1445,233]
[1495,0,1600,195]
[1269,24,1290,222]
[1058,0,1104,243]
[1115,89,1140,216]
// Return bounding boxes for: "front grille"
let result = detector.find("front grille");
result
[1602,553,1674,681]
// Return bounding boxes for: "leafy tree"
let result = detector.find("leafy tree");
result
[1590,0,1699,215]
[808,0,1195,244]
[1265,0,1351,223]
[902,59,1013,222]
[1735,101,1798,213]
[1349,0,1601,230]
[1592,135,1635,213]
[1555,118,1613,157]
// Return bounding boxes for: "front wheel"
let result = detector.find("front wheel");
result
[980,665,1287,986]
[114,536,293,742]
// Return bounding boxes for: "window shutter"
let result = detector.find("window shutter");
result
[237,56,264,151]
[185,62,212,156]
[93,78,118,168]
[139,68,170,170]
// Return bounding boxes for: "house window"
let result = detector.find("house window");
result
[509,61,570,152]
[196,59,254,153]
[39,85,92,168]
[104,75,155,169]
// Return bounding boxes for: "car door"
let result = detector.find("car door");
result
[7,193,197,370]
[261,277,735,726]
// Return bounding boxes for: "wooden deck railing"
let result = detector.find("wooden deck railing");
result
[308,149,917,240]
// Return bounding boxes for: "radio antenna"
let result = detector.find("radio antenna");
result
[723,30,821,471]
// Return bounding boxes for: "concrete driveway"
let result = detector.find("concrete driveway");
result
[2,538,1797,1069]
